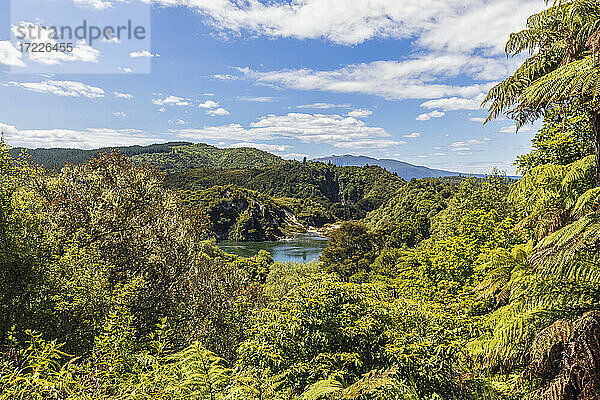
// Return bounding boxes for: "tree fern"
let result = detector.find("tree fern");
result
[483,0,600,186]
[177,341,230,400]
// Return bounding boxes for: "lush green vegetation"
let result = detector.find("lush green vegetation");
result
[10,142,285,171]
[167,162,404,225]
[181,185,305,241]
[3,3,600,399]
[8,142,189,170]
[131,143,286,171]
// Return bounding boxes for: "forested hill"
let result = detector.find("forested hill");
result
[166,162,405,222]
[11,141,486,180]
[313,154,477,180]
[131,143,285,171]
[9,142,285,171]
[8,142,189,170]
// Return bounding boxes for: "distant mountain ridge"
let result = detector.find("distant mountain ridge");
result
[312,155,477,180]
[10,142,495,180]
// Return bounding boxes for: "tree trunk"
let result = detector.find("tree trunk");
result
[592,112,600,187]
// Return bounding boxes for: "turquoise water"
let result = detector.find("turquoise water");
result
[217,234,328,263]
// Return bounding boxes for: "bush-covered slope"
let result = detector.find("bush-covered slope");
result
[364,177,461,231]
[9,142,189,170]
[182,185,305,241]
[131,143,285,171]
[166,161,404,222]
[10,142,285,171]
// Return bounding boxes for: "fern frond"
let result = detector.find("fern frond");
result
[301,377,344,400]
[572,187,600,218]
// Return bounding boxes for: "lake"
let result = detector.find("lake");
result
[217,234,328,263]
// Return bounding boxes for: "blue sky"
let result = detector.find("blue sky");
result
[0,0,547,174]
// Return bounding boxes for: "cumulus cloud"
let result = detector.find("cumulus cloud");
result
[206,108,231,116]
[403,132,420,138]
[500,124,534,134]
[73,0,113,10]
[198,100,220,109]
[147,0,543,49]
[420,96,484,111]
[173,112,406,149]
[213,74,239,80]
[152,95,190,106]
[129,50,160,58]
[417,0,544,55]
[7,80,105,98]
[347,109,372,118]
[239,54,502,101]
[0,41,26,67]
[2,124,162,149]
[449,139,487,153]
[175,1,543,113]
[226,142,290,152]
[416,110,445,121]
[0,123,19,136]
[114,91,133,99]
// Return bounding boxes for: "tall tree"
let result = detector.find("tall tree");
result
[483,0,600,185]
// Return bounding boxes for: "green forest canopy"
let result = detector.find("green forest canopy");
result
[3,2,600,399]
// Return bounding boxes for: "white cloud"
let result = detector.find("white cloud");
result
[12,23,99,66]
[347,109,372,118]
[449,139,486,152]
[198,100,220,109]
[238,96,276,102]
[7,80,105,98]
[0,123,19,136]
[417,0,544,55]
[206,107,231,116]
[169,119,189,125]
[2,125,162,149]
[240,54,501,101]
[157,107,166,112]
[420,96,483,111]
[152,95,190,106]
[469,117,486,122]
[0,41,26,67]
[114,91,133,99]
[113,112,127,117]
[297,103,350,109]
[129,50,160,58]
[403,132,420,138]
[174,112,405,149]
[213,74,239,80]
[227,142,290,152]
[189,1,544,111]
[73,0,113,10]
[500,124,534,133]
[103,36,121,44]
[148,0,543,49]
[416,110,445,121]
[282,152,311,160]
[119,67,133,73]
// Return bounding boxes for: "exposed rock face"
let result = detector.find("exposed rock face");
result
[189,185,305,242]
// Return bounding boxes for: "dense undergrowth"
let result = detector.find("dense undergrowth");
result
[3,2,600,398]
